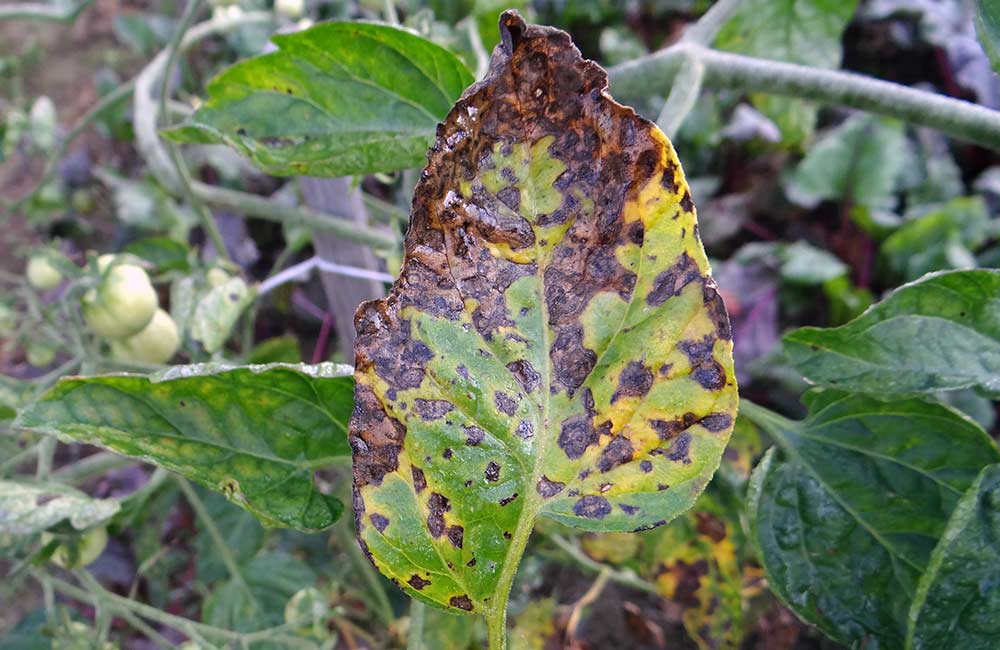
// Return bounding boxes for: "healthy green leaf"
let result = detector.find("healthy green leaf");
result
[745,393,1000,648]
[784,269,1000,397]
[881,197,996,281]
[977,0,1000,73]
[202,551,315,633]
[784,114,907,208]
[350,13,737,616]
[123,237,192,273]
[715,0,860,144]
[163,21,474,177]
[906,464,1000,650]
[14,363,354,532]
[0,480,119,536]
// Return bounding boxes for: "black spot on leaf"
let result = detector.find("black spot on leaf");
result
[573,495,612,519]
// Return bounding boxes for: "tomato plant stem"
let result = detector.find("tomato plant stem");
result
[609,42,1000,150]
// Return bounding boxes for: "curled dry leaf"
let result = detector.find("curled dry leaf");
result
[349,11,737,616]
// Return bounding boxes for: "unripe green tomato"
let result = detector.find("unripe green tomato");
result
[82,256,158,339]
[26,339,57,367]
[42,526,108,568]
[110,308,180,364]
[26,255,62,291]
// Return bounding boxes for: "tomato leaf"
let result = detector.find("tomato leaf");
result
[15,363,353,532]
[745,393,1000,648]
[350,12,737,615]
[906,463,1000,650]
[162,21,474,177]
[784,269,1000,397]
[0,480,120,536]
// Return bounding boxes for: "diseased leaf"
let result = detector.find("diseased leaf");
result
[745,393,1000,648]
[647,493,751,650]
[190,276,255,354]
[163,21,474,177]
[350,12,737,615]
[784,269,1000,397]
[14,363,353,532]
[907,464,1000,650]
[0,480,120,536]
[715,0,860,144]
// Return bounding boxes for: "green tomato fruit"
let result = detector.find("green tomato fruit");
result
[82,256,158,339]
[110,308,180,364]
[42,526,108,569]
[26,255,62,291]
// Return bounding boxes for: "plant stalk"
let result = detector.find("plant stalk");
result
[609,42,1000,150]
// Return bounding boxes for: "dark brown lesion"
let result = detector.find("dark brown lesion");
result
[678,335,726,391]
[449,594,474,611]
[427,492,450,538]
[485,461,501,482]
[536,475,565,497]
[369,513,389,533]
[494,391,518,416]
[647,252,703,307]
[506,359,540,393]
[408,574,431,590]
[597,435,634,472]
[610,360,653,403]
[414,398,455,420]
[573,495,612,519]
[350,384,405,488]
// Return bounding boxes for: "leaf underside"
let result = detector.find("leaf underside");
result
[15,363,354,532]
[350,12,737,614]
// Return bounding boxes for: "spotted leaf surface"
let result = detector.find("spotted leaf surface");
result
[350,12,737,615]
[15,363,353,532]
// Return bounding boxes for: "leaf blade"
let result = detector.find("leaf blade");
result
[14,363,354,532]
[163,21,474,177]
[745,394,1000,647]
[350,13,737,614]
[784,269,1000,397]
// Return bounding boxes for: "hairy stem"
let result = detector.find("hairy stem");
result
[407,600,426,650]
[0,0,92,21]
[609,42,1000,150]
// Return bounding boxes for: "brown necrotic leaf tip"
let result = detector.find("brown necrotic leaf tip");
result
[349,11,737,613]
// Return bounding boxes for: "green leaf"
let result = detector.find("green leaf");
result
[163,21,474,177]
[907,464,1000,650]
[881,197,995,281]
[14,363,354,532]
[977,0,1000,73]
[745,393,1000,648]
[350,13,737,616]
[784,269,1000,397]
[784,114,907,208]
[123,237,192,273]
[190,276,255,354]
[0,480,119,536]
[246,336,303,365]
[715,0,859,144]
[778,240,847,285]
[194,488,266,584]
[202,551,315,633]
